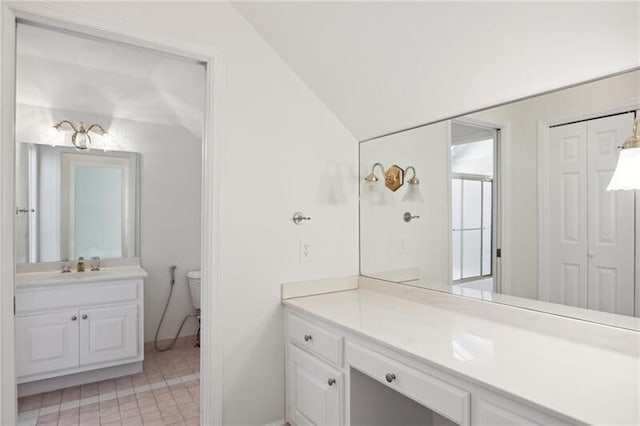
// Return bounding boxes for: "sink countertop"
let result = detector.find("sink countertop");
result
[16,265,149,287]
[283,277,640,426]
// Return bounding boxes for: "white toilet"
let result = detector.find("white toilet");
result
[187,270,201,311]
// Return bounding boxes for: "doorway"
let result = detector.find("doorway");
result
[450,121,500,293]
[1,6,221,426]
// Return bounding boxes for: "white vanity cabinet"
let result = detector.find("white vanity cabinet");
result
[285,308,569,426]
[15,277,144,384]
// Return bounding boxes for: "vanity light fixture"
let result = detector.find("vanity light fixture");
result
[52,120,108,150]
[364,162,385,183]
[363,162,406,192]
[607,117,640,191]
[402,166,423,203]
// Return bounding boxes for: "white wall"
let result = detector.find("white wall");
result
[16,103,202,342]
[360,122,450,287]
[467,70,640,299]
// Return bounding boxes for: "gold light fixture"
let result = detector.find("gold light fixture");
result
[364,162,422,201]
[607,117,640,191]
[53,120,108,150]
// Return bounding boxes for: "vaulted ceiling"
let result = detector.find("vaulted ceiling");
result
[233,1,640,140]
[16,23,205,137]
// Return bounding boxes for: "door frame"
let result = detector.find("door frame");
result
[537,103,639,306]
[0,4,224,425]
[451,117,509,294]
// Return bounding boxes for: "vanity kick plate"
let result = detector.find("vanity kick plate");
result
[346,342,470,425]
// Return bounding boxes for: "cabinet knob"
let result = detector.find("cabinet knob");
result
[71,315,77,321]
[327,378,336,386]
[304,334,312,342]
[82,314,88,320]
[385,373,396,383]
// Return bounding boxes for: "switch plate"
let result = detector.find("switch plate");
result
[299,240,312,262]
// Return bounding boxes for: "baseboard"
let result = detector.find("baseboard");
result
[144,334,199,352]
[263,420,286,426]
[18,361,142,397]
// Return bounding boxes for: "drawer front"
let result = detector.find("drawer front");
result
[346,342,470,425]
[16,279,140,314]
[288,314,343,366]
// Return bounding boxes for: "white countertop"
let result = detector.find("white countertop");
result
[284,278,640,425]
[16,265,149,287]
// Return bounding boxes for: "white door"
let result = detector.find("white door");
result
[16,311,80,377]
[586,113,635,315]
[79,305,139,365]
[548,122,589,307]
[287,344,343,426]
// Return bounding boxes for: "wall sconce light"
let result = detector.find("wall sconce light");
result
[52,120,108,150]
[364,162,422,202]
[402,166,423,203]
[608,117,640,191]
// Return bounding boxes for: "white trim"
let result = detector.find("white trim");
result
[536,120,551,302]
[1,4,225,425]
[450,117,511,295]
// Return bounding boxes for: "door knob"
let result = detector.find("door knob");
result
[82,314,88,320]
[385,373,396,383]
[327,378,336,386]
[71,315,77,321]
[304,334,312,342]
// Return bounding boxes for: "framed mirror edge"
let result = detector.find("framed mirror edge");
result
[358,65,640,333]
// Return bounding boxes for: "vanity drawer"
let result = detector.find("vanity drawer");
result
[346,342,470,425]
[16,279,141,314]
[288,313,343,366]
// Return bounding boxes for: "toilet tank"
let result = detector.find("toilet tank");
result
[187,270,201,310]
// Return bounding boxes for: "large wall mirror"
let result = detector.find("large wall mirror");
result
[16,142,139,263]
[360,68,640,330]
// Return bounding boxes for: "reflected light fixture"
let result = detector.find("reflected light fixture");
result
[402,166,423,203]
[364,162,385,183]
[52,120,108,150]
[607,117,640,191]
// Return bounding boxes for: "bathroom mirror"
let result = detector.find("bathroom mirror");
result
[15,142,140,263]
[360,68,640,330]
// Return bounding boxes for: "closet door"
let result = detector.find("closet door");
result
[586,113,635,315]
[548,122,588,308]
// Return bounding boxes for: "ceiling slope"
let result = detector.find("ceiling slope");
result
[234,1,640,140]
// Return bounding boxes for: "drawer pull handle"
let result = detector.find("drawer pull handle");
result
[82,314,88,320]
[71,315,77,321]
[327,378,336,386]
[304,334,312,342]
[385,373,396,383]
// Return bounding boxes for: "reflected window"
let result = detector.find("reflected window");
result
[451,132,495,284]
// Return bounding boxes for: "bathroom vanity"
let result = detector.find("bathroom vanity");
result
[15,261,148,395]
[283,277,640,425]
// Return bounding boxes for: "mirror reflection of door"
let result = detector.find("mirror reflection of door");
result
[543,111,636,316]
[450,122,499,293]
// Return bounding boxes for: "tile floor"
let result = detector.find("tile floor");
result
[17,342,200,426]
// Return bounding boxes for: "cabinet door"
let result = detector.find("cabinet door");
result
[16,311,80,377]
[287,344,343,426]
[79,305,139,365]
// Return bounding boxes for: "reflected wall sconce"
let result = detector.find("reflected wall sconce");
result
[52,120,108,150]
[608,117,640,191]
[364,162,422,201]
